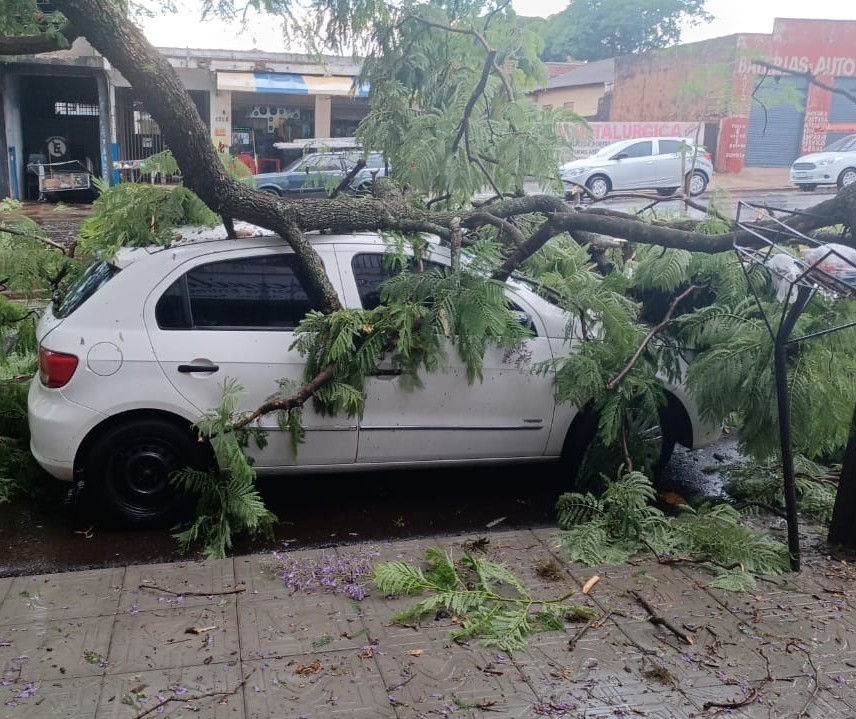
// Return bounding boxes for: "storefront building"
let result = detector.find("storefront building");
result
[608,18,856,172]
[2,44,370,199]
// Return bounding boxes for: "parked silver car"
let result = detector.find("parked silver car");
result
[790,134,856,192]
[253,151,387,197]
[560,137,713,200]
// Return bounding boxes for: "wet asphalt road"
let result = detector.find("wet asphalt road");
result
[0,434,742,578]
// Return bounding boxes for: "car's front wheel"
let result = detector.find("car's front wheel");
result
[798,184,817,192]
[838,168,856,191]
[585,175,611,200]
[83,417,211,528]
[656,187,678,197]
[560,406,676,492]
[687,171,708,196]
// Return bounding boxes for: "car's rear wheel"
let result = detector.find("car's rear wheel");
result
[838,168,856,191]
[84,417,210,528]
[656,187,678,197]
[261,187,281,196]
[798,184,817,192]
[586,175,611,200]
[687,171,708,196]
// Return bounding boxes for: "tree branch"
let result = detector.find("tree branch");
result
[0,22,80,56]
[329,158,366,199]
[752,60,856,106]
[232,366,335,430]
[606,285,700,391]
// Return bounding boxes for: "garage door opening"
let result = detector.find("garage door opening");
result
[19,74,101,201]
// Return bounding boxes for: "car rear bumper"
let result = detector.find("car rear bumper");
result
[28,377,104,481]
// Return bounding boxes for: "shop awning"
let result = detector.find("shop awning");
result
[216,71,369,97]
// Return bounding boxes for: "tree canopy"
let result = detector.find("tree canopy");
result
[523,0,711,62]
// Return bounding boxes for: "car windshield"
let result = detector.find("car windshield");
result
[823,135,856,152]
[592,142,626,158]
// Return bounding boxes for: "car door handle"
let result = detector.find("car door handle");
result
[178,364,220,373]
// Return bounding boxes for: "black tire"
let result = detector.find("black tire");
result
[687,171,708,196]
[798,184,817,192]
[656,187,678,197]
[838,168,856,191]
[261,187,281,196]
[560,406,676,491]
[84,417,211,528]
[585,175,611,200]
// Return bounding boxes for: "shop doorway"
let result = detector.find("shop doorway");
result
[19,74,101,201]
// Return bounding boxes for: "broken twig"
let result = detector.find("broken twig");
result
[138,583,246,597]
[630,590,694,645]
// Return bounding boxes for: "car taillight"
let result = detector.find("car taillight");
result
[38,346,79,388]
[704,152,711,162]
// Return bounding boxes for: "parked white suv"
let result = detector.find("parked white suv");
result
[789,134,856,192]
[560,137,714,200]
[28,228,721,526]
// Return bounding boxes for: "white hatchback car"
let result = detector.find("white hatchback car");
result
[789,134,856,192]
[28,228,721,526]
[560,137,714,200]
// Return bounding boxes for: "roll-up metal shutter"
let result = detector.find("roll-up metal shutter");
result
[829,77,856,123]
[744,76,808,167]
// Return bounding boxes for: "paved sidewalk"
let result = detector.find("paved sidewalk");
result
[2,527,855,718]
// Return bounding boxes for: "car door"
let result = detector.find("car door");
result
[143,245,358,469]
[655,139,689,188]
[607,140,657,190]
[338,247,557,464]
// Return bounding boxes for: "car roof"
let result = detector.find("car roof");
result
[111,223,439,268]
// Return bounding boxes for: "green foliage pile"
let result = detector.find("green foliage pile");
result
[0,202,68,503]
[373,546,598,651]
[556,471,791,591]
[171,379,276,560]
[76,179,218,258]
[723,456,837,525]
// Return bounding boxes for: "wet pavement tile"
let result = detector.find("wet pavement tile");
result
[242,653,394,719]
[0,569,124,624]
[0,615,114,681]
[107,603,239,673]
[120,559,237,612]
[238,594,366,660]
[97,662,245,718]
[0,674,101,718]
[0,577,11,607]
[369,638,537,718]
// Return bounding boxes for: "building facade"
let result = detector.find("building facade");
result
[608,18,856,172]
[1,42,369,199]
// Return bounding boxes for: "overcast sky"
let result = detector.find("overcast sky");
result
[141,1,856,52]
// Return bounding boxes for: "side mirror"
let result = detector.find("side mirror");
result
[613,153,629,161]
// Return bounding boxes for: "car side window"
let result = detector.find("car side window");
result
[351,253,536,334]
[657,139,684,155]
[155,254,315,330]
[622,141,653,158]
[352,252,444,310]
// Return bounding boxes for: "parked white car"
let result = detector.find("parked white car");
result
[789,134,856,192]
[560,137,714,200]
[28,227,721,526]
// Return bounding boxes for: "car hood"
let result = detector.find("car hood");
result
[560,158,606,171]
[793,152,853,164]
